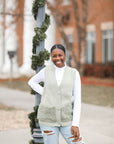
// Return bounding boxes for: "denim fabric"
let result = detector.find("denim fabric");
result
[40,124,85,144]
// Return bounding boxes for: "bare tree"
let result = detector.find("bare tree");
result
[71,0,88,74]
[2,0,6,64]
[47,0,78,69]
[0,0,24,65]
[47,0,88,75]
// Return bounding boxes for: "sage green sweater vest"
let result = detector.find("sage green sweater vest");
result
[38,65,76,126]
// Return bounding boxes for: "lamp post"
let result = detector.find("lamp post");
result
[32,3,45,144]
[7,51,16,81]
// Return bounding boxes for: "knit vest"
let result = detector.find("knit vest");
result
[38,64,76,126]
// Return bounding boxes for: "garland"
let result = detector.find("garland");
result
[32,0,46,20]
[31,82,44,95]
[28,106,38,134]
[31,49,50,70]
[29,140,44,144]
[28,1,50,143]
[32,14,50,54]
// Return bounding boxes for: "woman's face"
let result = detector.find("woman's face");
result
[51,48,66,67]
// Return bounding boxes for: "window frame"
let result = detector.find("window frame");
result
[85,31,96,64]
[102,30,113,63]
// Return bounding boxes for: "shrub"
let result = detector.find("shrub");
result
[84,62,114,78]
[84,64,94,76]
[104,63,114,78]
[93,65,105,78]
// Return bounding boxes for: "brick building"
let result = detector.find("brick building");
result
[55,0,114,65]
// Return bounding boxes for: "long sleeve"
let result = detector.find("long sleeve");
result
[72,70,81,127]
[28,68,45,95]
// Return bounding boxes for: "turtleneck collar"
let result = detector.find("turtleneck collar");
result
[52,62,66,70]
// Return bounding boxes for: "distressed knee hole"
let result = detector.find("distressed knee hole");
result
[43,130,55,136]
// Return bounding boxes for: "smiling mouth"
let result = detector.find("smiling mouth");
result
[56,61,62,64]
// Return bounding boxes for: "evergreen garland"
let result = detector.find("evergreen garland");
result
[29,139,44,144]
[29,0,50,143]
[32,14,50,55]
[41,14,50,32]
[32,0,46,20]
[31,82,44,95]
[28,106,39,134]
[31,49,50,70]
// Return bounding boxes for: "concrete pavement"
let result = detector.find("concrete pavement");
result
[0,86,114,144]
[0,87,34,110]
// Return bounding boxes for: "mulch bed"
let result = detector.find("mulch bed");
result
[0,77,114,88]
[81,77,114,88]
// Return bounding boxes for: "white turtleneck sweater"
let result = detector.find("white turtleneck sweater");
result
[28,64,81,127]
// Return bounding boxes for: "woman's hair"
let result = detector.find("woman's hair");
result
[50,44,66,54]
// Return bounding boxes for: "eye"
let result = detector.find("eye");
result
[59,54,62,57]
[52,55,56,58]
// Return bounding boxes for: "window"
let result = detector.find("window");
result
[61,34,73,65]
[67,34,73,48]
[102,30,113,63]
[62,0,70,5]
[85,32,96,64]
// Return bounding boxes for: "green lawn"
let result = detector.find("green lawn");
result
[0,81,114,108]
[82,85,114,107]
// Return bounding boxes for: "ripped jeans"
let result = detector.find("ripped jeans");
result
[40,124,85,144]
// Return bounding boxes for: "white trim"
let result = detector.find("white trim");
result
[101,22,113,30]
[86,32,96,64]
[64,27,74,34]
[86,24,96,32]
[62,0,70,5]
[102,30,113,63]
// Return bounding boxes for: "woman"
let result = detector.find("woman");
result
[28,44,84,144]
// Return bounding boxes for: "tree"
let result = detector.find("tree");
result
[0,0,25,66]
[47,0,88,75]
[71,0,88,74]
[47,0,77,67]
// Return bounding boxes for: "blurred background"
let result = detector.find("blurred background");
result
[0,0,114,78]
[0,0,114,144]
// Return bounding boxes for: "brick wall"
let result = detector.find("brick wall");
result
[56,0,114,64]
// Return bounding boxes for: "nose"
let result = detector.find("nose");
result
[56,56,60,61]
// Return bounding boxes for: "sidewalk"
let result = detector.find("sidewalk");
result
[0,87,114,144]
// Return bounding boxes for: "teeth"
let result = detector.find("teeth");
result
[56,61,61,64]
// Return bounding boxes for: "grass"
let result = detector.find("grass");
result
[0,80,114,108]
[82,85,114,107]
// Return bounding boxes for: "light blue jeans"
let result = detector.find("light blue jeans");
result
[40,124,85,144]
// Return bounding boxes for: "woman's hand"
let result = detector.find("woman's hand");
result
[71,126,80,140]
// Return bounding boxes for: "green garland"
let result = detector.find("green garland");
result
[32,0,46,20]
[32,14,50,54]
[31,49,50,70]
[31,14,50,69]
[41,14,50,32]
[29,1,50,143]
[31,82,44,95]
[28,106,39,134]
[29,139,44,144]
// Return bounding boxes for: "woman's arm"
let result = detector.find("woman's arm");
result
[71,70,81,139]
[72,70,81,127]
[28,68,45,95]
